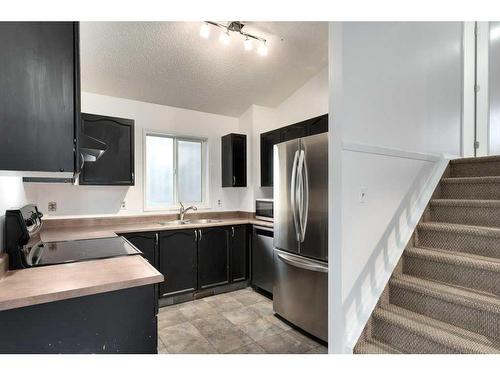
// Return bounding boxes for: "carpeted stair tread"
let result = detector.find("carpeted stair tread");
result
[405,246,500,271]
[450,156,500,177]
[390,274,500,341]
[404,246,500,296]
[417,221,500,238]
[354,338,402,354]
[372,305,500,353]
[429,199,500,227]
[450,155,500,165]
[440,177,500,199]
[391,274,500,313]
[441,176,500,184]
[416,222,500,258]
[430,199,500,207]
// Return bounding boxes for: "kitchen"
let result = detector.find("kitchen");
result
[0,21,328,354]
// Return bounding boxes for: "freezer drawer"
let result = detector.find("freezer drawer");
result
[251,226,274,294]
[273,249,328,342]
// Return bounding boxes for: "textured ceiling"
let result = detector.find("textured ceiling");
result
[80,22,328,117]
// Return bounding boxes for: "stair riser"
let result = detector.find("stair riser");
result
[440,182,500,200]
[403,255,500,296]
[451,161,500,177]
[430,205,500,227]
[416,228,500,259]
[390,284,500,340]
[372,316,460,354]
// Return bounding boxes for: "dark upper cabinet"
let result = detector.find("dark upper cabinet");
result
[159,230,197,297]
[230,225,248,283]
[122,232,158,269]
[260,130,281,187]
[280,122,308,142]
[198,227,230,289]
[79,113,135,185]
[260,114,328,187]
[307,114,329,136]
[0,22,80,173]
[221,133,246,187]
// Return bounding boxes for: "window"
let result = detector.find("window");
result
[144,132,207,210]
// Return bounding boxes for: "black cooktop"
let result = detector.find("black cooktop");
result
[25,236,142,267]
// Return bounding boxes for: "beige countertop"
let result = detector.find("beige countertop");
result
[0,255,163,312]
[0,213,272,312]
[40,217,273,242]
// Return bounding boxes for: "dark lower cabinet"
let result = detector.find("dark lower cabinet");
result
[122,232,158,269]
[198,227,230,289]
[125,225,250,299]
[231,225,249,282]
[159,230,197,297]
[0,285,157,354]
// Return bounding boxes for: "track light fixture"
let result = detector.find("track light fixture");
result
[199,21,268,56]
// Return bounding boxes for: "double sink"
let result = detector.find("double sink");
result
[157,219,222,226]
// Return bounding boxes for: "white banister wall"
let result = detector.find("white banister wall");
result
[328,22,464,353]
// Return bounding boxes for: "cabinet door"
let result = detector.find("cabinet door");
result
[307,114,328,136]
[230,225,248,282]
[159,230,197,297]
[123,232,158,269]
[260,130,281,187]
[222,134,246,187]
[79,113,134,185]
[198,227,230,289]
[232,134,247,187]
[0,22,79,173]
[280,122,308,142]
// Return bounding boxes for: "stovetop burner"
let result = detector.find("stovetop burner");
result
[5,205,142,269]
[25,236,141,267]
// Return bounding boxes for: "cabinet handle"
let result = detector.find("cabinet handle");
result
[194,230,198,241]
[155,233,159,245]
[198,229,202,241]
[231,226,235,238]
[233,176,236,186]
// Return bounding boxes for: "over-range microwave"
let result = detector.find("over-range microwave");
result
[255,199,274,222]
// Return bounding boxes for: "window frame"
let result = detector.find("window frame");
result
[143,129,209,212]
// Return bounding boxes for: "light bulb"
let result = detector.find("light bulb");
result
[219,30,230,45]
[199,23,210,39]
[244,37,253,51]
[257,41,268,56]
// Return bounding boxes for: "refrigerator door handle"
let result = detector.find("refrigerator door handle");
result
[290,150,300,241]
[300,149,309,242]
[276,250,328,273]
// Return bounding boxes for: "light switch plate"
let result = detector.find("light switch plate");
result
[48,201,57,212]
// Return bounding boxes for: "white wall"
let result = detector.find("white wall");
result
[25,93,242,217]
[24,65,328,218]
[329,22,464,353]
[237,66,329,212]
[0,176,28,251]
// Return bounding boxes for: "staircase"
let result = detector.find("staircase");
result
[354,155,500,354]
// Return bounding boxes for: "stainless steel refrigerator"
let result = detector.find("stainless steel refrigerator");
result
[273,132,328,342]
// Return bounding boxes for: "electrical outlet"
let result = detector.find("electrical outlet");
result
[121,201,127,209]
[359,187,367,203]
[217,199,222,207]
[48,201,57,212]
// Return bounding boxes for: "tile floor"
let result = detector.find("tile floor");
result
[157,287,328,354]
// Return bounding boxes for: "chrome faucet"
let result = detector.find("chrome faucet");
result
[178,202,198,221]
